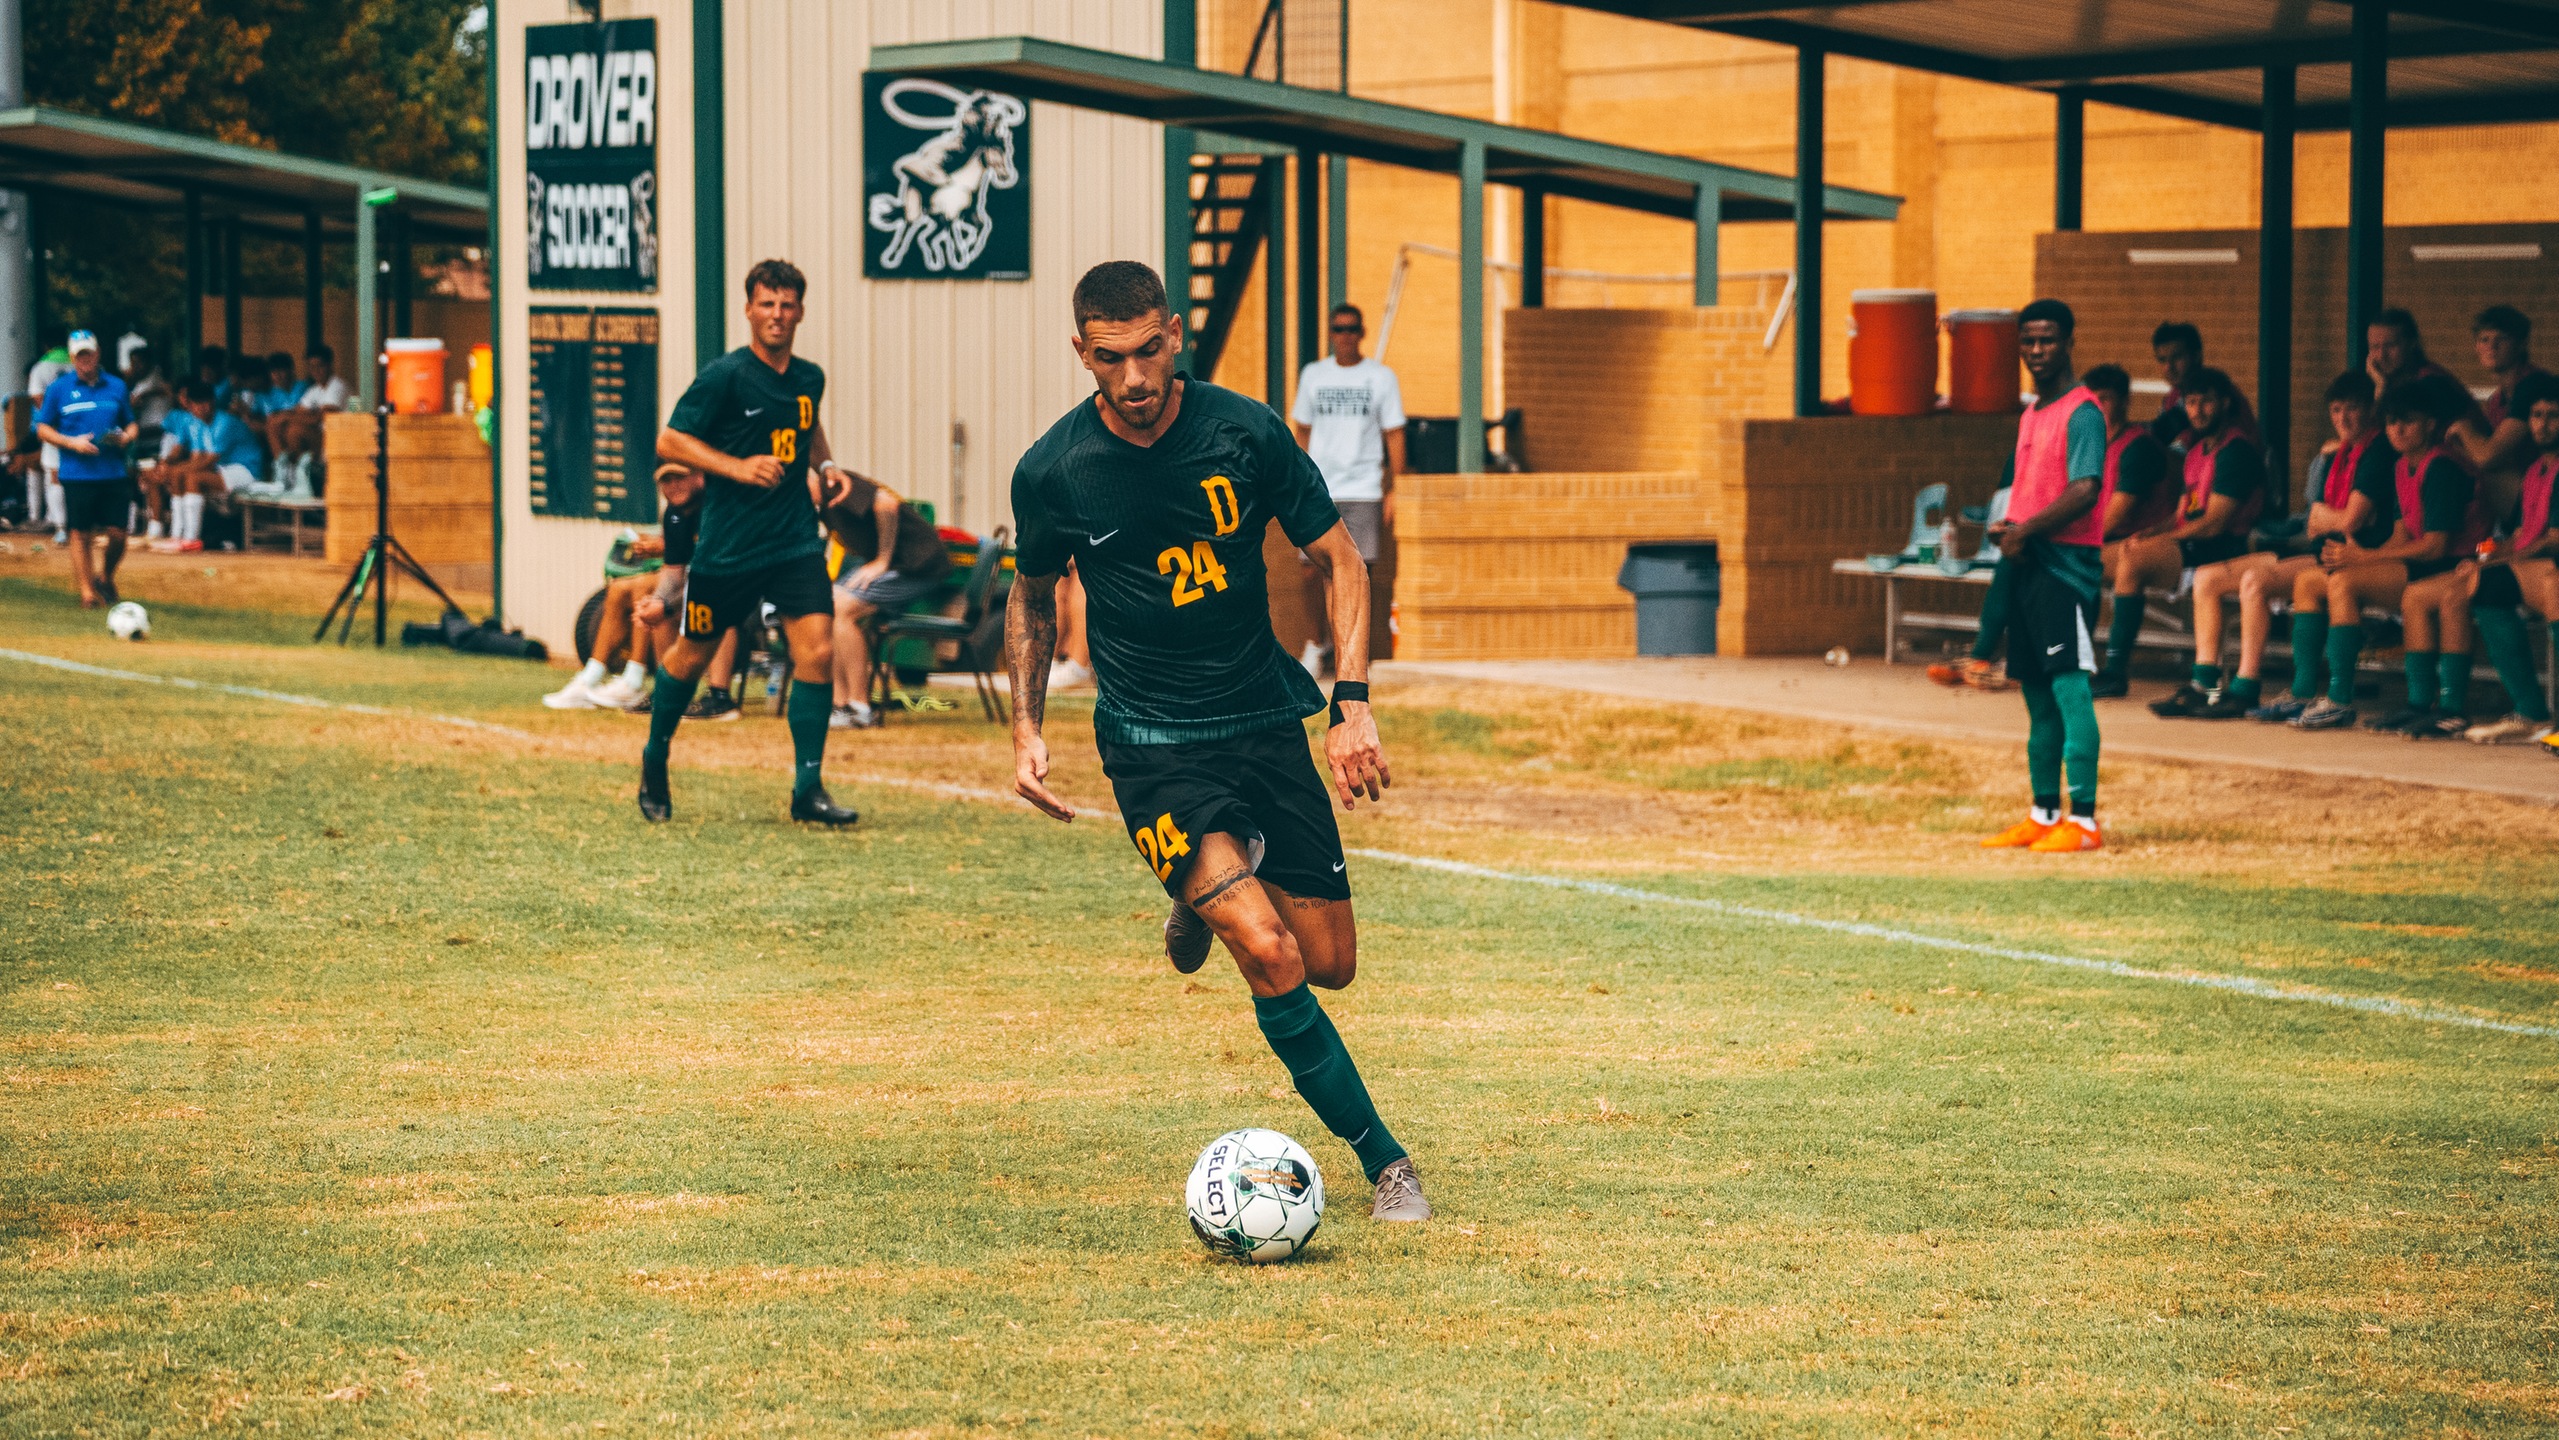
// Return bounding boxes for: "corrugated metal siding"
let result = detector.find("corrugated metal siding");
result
[499,0,1160,653]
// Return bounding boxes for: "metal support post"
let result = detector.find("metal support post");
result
[694,0,727,366]
[182,191,203,377]
[303,211,325,358]
[1520,185,1545,309]
[2347,0,2386,365]
[355,195,378,411]
[1297,148,1321,373]
[1794,46,1826,417]
[392,210,413,339]
[1164,0,1196,368]
[1458,138,1485,473]
[2055,88,2085,232]
[1327,153,1349,311]
[222,217,243,362]
[1693,185,1721,306]
[2260,65,2296,496]
[1265,156,1288,410]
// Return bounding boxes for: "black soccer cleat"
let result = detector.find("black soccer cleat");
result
[2147,683,2211,718]
[2088,672,2130,699]
[1165,901,1213,974]
[790,786,860,826]
[637,756,672,824]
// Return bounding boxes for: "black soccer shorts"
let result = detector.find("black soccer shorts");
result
[61,479,135,533]
[680,552,833,640]
[1097,723,1351,903]
[2006,561,2099,683]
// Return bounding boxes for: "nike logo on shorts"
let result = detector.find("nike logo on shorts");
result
[1089,528,1121,544]
[1331,861,1345,872]
[744,407,765,416]
[2046,643,2066,655]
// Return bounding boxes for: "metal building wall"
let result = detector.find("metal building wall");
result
[497,0,1163,655]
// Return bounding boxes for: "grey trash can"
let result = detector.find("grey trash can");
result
[1616,544,1719,655]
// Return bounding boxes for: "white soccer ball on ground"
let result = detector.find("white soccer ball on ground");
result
[107,601,149,641]
[1186,1127,1323,1263]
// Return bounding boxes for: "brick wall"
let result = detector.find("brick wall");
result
[2037,223,2559,495]
[1708,414,2016,656]
[1499,305,1791,474]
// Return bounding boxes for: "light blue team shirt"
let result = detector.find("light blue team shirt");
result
[35,372,135,481]
[256,381,308,415]
[162,408,266,481]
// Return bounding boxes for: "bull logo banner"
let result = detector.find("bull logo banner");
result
[525,19,658,293]
[862,75,1031,281]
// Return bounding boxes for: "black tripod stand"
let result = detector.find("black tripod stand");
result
[316,403,462,645]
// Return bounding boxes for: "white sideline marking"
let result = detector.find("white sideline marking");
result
[0,647,541,740]
[8,647,2542,1042]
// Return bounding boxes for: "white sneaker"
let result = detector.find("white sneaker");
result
[1047,658,1093,689]
[1298,640,1329,679]
[2465,713,2556,745]
[541,678,602,710]
[145,520,165,541]
[588,674,645,709]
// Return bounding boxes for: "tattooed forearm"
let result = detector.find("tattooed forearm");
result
[1189,863,1257,912]
[1005,573,1059,733]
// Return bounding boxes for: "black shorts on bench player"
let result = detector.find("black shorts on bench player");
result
[636,257,858,826]
[2297,373,2492,735]
[2142,369,2271,717]
[1003,260,1427,1222]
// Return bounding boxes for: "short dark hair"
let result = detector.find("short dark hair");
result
[2323,368,2376,407]
[2513,370,2559,420]
[199,344,228,365]
[178,379,213,403]
[306,344,334,363]
[2080,363,2131,401]
[2380,372,2466,426]
[2019,298,2074,337]
[2181,365,2243,409]
[2151,321,2203,355]
[2371,306,2421,342]
[743,258,806,301]
[266,350,295,371]
[1073,261,1170,329]
[2476,304,2531,343]
[1330,302,1364,328]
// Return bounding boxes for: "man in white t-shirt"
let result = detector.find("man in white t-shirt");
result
[1288,302,1405,676]
[265,344,350,495]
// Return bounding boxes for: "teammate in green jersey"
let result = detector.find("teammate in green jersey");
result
[1004,262,1429,1223]
[641,259,859,827]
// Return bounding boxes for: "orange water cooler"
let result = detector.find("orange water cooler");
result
[1944,309,2022,414]
[1846,289,1937,416]
[383,338,447,415]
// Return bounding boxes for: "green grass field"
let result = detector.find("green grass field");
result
[3,574,2555,1437]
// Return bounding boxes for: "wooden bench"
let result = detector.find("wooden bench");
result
[240,497,325,555]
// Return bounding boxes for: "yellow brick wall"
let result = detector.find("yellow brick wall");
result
[1194,0,2559,423]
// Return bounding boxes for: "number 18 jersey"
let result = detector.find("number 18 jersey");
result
[664,347,826,577]
[1011,379,1340,745]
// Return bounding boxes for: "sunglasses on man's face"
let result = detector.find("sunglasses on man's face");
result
[1331,322,1362,333]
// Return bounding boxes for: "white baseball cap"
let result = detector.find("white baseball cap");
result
[66,330,99,355]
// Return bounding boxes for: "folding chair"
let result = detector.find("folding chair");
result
[867,527,1013,723]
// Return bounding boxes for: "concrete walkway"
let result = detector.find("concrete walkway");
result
[1377,655,2559,804]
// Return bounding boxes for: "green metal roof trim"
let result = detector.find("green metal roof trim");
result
[0,105,490,241]
[866,37,1901,223]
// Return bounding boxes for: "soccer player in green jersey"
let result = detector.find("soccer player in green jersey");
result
[640,259,859,826]
[1003,261,1429,1223]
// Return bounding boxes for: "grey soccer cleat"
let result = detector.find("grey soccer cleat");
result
[1370,1156,1431,1222]
[1164,900,1213,974]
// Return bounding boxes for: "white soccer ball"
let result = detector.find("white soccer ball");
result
[107,601,149,641]
[1186,1127,1323,1263]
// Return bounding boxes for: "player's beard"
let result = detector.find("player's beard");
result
[1103,381,1168,433]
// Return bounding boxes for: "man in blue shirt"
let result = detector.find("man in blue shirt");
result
[33,330,138,605]
[155,380,268,552]
[255,351,307,417]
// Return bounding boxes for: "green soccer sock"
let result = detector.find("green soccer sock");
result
[2050,669,2100,812]
[1969,559,2014,662]
[2021,677,2063,801]
[2289,611,2330,699]
[2229,675,2263,705]
[2436,651,2474,717]
[643,666,701,767]
[2402,651,2439,712]
[2192,662,2223,690]
[1253,983,1407,1182]
[786,679,832,796]
[2103,598,2145,681]
[2326,623,2364,705]
[2476,607,2551,721]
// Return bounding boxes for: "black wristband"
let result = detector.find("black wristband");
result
[1327,680,1369,727]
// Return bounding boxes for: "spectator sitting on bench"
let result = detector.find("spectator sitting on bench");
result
[2148,322,2257,452]
[225,353,272,428]
[820,469,952,731]
[264,346,346,496]
[1928,363,2162,692]
[2247,370,2399,724]
[152,380,267,552]
[551,465,705,711]
[2090,366,2264,699]
[2460,373,2559,745]
[2445,306,2542,525]
[2296,374,2489,733]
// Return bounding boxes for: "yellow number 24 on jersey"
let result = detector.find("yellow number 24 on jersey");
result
[1157,540,1231,607]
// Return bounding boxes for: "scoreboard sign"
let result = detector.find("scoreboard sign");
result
[527,306,660,523]
[524,19,658,293]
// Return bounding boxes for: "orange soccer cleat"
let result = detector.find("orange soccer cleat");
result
[2028,819,2104,853]
[1981,817,2055,848]
[1927,659,1966,686]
